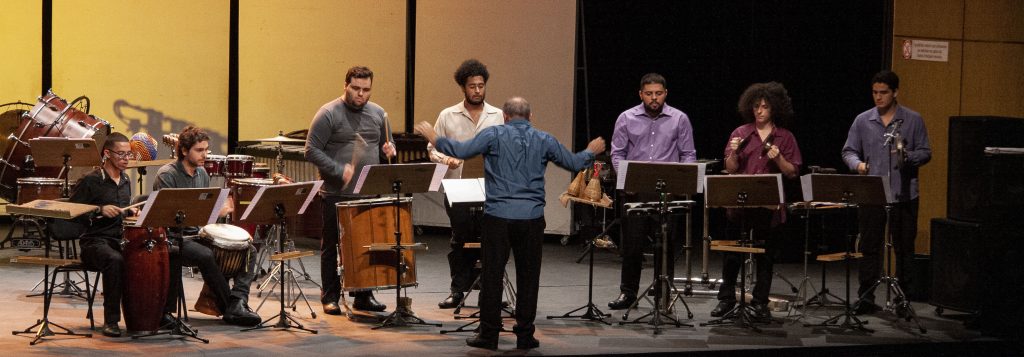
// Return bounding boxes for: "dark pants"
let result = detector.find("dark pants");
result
[618,192,684,296]
[716,208,778,305]
[80,237,124,324]
[320,194,372,303]
[478,214,545,339]
[444,197,482,293]
[857,199,918,302]
[165,237,256,313]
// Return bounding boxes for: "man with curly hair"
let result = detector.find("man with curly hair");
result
[428,59,505,309]
[712,82,802,320]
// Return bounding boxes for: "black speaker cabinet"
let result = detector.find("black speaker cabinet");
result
[947,116,1024,226]
[930,218,985,313]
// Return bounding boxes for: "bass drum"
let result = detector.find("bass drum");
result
[0,91,110,202]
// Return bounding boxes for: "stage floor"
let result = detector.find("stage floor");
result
[0,224,1015,356]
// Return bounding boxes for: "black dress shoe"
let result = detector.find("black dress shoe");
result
[224,299,262,327]
[710,300,736,317]
[159,313,176,328]
[101,322,122,337]
[466,333,498,350]
[853,300,881,315]
[517,335,540,350]
[607,293,637,310]
[749,303,771,321]
[323,302,343,315]
[353,293,387,312]
[438,292,465,309]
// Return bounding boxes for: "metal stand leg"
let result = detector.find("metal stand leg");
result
[244,205,317,334]
[805,205,871,333]
[855,204,926,334]
[548,214,616,324]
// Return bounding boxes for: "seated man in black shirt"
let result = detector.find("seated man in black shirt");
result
[71,132,138,337]
[153,126,260,326]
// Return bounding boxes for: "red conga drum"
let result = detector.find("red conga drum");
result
[121,223,169,333]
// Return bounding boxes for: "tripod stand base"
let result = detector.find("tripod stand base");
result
[242,311,318,334]
[804,307,874,333]
[547,302,612,325]
[13,318,92,345]
[372,308,441,330]
[859,277,927,334]
[619,277,694,334]
[700,304,774,332]
[133,317,210,343]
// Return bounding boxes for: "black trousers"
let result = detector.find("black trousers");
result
[857,199,918,302]
[716,208,778,305]
[618,191,684,296]
[444,197,482,293]
[80,237,124,324]
[478,214,545,339]
[165,237,256,313]
[320,194,372,304]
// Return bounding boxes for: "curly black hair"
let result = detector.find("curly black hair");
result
[176,125,210,159]
[454,59,489,87]
[872,70,899,91]
[737,82,794,128]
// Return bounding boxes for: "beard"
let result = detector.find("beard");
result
[465,94,484,106]
[644,101,662,114]
[344,100,366,112]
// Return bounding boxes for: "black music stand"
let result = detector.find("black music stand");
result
[700,174,783,332]
[241,181,321,334]
[354,163,444,330]
[799,173,891,333]
[617,162,700,334]
[132,187,226,343]
[27,138,101,298]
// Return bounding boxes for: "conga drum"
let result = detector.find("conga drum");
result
[193,223,253,316]
[337,197,417,292]
[225,155,254,178]
[121,223,169,333]
[204,155,226,177]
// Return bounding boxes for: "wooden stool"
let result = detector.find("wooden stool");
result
[700,241,768,331]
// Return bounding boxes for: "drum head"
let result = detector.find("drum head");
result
[199,224,252,250]
[206,154,226,161]
[231,178,274,187]
[17,177,64,185]
[227,154,254,161]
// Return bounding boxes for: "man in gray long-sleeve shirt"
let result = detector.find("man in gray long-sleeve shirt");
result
[841,70,931,315]
[304,66,396,315]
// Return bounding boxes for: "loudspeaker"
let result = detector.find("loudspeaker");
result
[929,218,986,313]
[947,116,1024,226]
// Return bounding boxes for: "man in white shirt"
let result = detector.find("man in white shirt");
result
[429,59,505,309]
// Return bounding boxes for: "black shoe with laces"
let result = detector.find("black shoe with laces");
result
[607,293,637,310]
[438,292,465,309]
[101,322,122,337]
[466,333,498,350]
[353,293,387,312]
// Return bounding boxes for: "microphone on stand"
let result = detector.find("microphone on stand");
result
[882,118,904,147]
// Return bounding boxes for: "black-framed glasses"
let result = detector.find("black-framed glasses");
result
[107,150,133,159]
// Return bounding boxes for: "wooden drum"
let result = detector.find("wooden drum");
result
[121,223,169,333]
[337,197,417,292]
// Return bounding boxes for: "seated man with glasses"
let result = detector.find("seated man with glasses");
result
[69,132,138,337]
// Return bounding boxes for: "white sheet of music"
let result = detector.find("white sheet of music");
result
[441,178,485,206]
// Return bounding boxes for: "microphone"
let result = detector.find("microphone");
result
[129,132,159,161]
[882,118,904,147]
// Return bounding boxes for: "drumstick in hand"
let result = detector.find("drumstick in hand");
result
[383,113,393,165]
[342,133,368,190]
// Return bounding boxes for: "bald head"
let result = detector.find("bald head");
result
[502,97,531,120]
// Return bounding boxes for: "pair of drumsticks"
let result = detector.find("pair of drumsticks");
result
[342,115,394,189]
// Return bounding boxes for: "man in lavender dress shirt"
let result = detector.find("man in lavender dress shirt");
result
[607,73,697,310]
[842,70,931,315]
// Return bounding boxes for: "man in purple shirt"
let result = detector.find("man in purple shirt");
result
[607,73,697,310]
[841,70,931,315]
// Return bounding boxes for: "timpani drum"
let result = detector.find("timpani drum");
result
[193,223,253,316]
[225,154,254,178]
[337,197,417,292]
[15,177,64,204]
[120,223,169,333]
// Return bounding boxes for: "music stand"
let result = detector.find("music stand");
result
[700,174,783,332]
[354,163,445,329]
[799,173,891,333]
[241,181,321,334]
[29,138,101,198]
[131,187,226,343]
[616,161,701,334]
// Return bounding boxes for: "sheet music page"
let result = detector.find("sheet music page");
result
[801,174,813,201]
[297,180,324,215]
[773,173,784,204]
[441,178,486,205]
[353,166,372,194]
[430,163,448,192]
[615,161,631,190]
[133,191,162,227]
[206,189,229,225]
[240,186,267,221]
[694,162,707,193]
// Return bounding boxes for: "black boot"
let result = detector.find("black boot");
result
[710,300,736,317]
[466,333,498,350]
[224,299,262,326]
[607,293,637,310]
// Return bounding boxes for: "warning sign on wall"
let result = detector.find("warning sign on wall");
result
[902,39,949,62]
